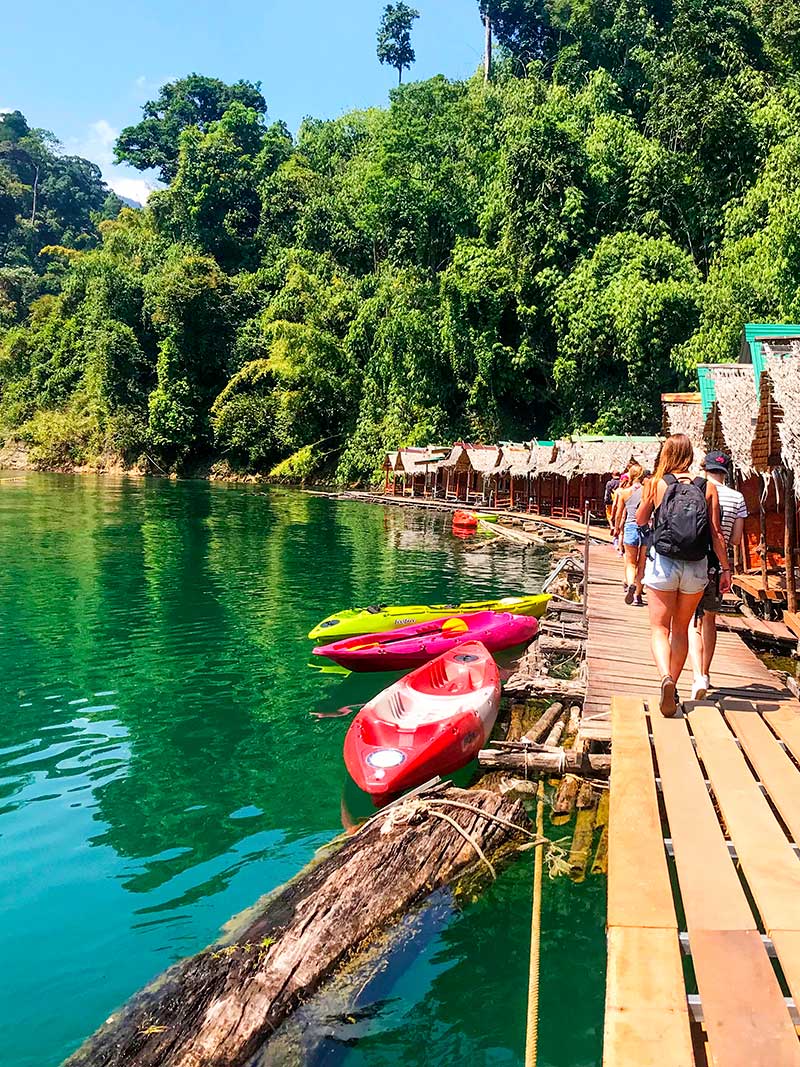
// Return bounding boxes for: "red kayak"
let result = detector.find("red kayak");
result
[453,510,478,529]
[313,610,538,672]
[344,641,501,797]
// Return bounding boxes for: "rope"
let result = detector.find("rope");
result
[525,779,546,1067]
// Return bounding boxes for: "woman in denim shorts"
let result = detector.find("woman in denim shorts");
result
[611,464,648,605]
[635,435,731,717]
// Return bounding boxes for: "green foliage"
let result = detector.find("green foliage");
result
[5,20,800,480]
[377,4,420,84]
[115,74,268,182]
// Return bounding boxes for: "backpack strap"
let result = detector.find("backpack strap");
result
[662,473,677,486]
[692,476,706,491]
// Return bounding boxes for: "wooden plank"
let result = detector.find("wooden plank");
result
[724,700,800,844]
[604,927,694,1067]
[689,929,800,1066]
[609,695,676,929]
[689,705,800,936]
[771,930,800,1008]
[765,705,800,765]
[649,704,755,931]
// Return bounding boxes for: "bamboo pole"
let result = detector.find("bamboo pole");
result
[525,780,545,1067]
[785,468,797,614]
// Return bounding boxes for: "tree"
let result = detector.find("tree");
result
[115,74,268,182]
[479,0,555,76]
[377,3,419,84]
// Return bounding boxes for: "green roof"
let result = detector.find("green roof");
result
[740,323,800,387]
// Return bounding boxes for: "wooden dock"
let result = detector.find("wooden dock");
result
[592,542,800,1064]
[582,543,796,740]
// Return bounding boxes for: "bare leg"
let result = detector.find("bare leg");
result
[669,590,705,685]
[623,544,639,593]
[635,545,647,597]
[702,612,718,678]
[689,612,704,681]
[646,587,677,680]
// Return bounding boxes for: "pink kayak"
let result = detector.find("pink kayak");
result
[313,610,538,672]
[344,641,501,797]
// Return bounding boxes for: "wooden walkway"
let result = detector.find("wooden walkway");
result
[582,543,797,740]
[594,543,800,1065]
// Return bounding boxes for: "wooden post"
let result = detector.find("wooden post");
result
[583,501,591,628]
[760,487,770,594]
[785,468,798,614]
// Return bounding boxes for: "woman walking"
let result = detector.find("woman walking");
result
[612,464,648,606]
[635,434,731,716]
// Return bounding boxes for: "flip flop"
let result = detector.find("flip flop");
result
[659,676,677,717]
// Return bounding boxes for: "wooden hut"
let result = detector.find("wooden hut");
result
[750,350,800,626]
[493,444,533,509]
[440,444,502,503]
[382,451,399,494]
[530,437,660,520]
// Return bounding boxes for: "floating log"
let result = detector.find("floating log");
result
[544,714,566,749]
[64,787,530,1067]
[504,677,586,701]
[563,704,581,749]
[576,779,597,810]
[568,801,598,883]
[591,826,608,876]
[538,636,583,656]
[524,701,563,742]
[478,748,611,779]
[507,701,526,742]
[551,775,579,825]
[594,790,610,829]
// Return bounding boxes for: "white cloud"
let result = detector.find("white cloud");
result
[108,176,156,207]
[69,117,162,207]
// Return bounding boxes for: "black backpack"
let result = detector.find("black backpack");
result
[652,474,710,561]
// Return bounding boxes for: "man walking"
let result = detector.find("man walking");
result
[689,451,747,699]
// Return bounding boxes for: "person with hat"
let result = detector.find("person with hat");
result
[689,450,748,700]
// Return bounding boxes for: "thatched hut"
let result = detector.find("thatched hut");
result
[701,366,758,477]
[381,451,400,493]
[530,436,661,520]
[493,444,533,508]
[662,392,704,445]
[440,444,503,503]
[750,351,800,617]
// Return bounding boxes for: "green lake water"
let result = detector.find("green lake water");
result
[0,475,606,1066]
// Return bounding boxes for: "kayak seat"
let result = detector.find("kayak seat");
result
[412,656,484,696]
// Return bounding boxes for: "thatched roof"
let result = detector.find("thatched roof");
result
[383,451,399,472]
[752,353,800,480]
[536,437,661,478]
[394,446,450,473]
[662,393,704,444]
[497,446,533,478]
[441,444,502,474]
[701,366,758,475]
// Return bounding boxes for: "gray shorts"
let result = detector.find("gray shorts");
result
[643,552,709,595]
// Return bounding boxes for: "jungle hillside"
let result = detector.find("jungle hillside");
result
[2,0,800,482]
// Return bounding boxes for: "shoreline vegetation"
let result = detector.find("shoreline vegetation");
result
[4,3,800,485]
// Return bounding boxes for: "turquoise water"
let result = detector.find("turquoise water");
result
[0,475,605,1066]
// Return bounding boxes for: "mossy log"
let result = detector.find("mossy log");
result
[543,713,566,748]
[568,801,598,883]
[576,779,597,810]
[524,701,563,742]
[64,786,530,1067]
[504,677,586,701]
[551,775,579,826]
[591,826,609,876]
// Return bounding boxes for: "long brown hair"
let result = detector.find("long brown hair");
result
[653,434,694,483]
[627,463,644,483]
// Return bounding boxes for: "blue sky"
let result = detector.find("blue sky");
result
[1,0,485,204]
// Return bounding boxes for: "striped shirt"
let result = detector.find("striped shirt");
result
[714,482,748,546]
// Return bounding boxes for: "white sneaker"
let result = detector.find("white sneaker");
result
[691,676,710,701]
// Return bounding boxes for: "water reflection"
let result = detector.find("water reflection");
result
[0,475,552,1067]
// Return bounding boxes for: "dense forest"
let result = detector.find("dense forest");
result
[2,0,800,482]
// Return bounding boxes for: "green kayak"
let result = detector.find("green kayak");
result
[307,593,551,641]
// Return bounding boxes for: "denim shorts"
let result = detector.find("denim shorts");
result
[623,521,648,548]
[643,551,709,594]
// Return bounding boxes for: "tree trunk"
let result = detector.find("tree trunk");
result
[484,15,493,83]
[30,164,39,225]
[64,786,530,1067]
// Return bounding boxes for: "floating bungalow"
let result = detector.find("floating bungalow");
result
[440,444,503,503]
[382,446,450,497]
